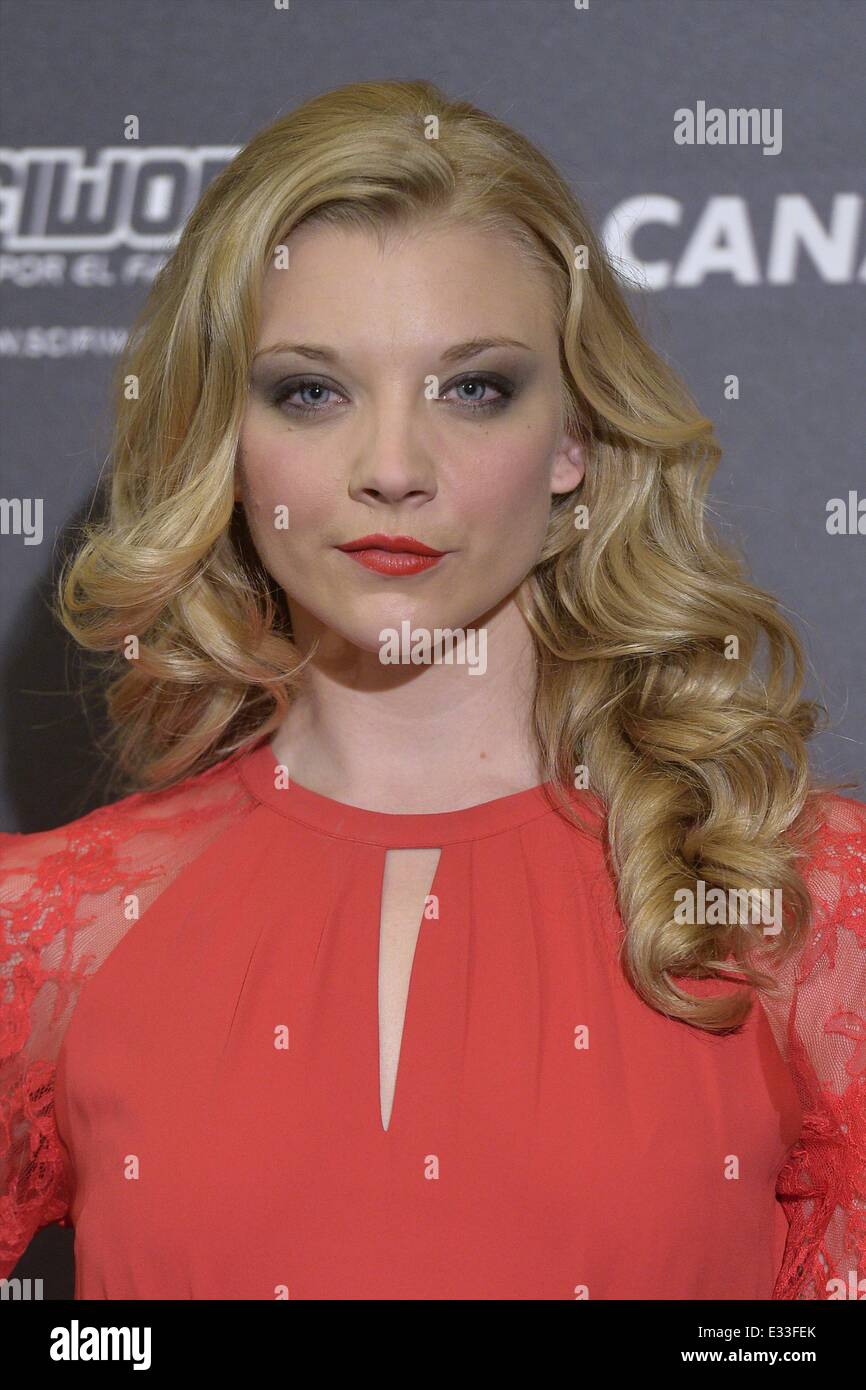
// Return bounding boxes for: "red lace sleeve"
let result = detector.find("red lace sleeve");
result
[756,793,866,1300]
[0,751,256,1278]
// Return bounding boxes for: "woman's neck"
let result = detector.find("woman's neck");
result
[270,598,544,814]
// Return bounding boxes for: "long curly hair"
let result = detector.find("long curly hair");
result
[54,79,853,1031]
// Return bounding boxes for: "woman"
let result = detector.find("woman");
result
[1,79,863,1301]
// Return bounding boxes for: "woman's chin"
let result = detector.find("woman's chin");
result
[310,607,489,666]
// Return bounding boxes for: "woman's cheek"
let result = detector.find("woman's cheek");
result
[475,445,556,526]
[241,449,313,530]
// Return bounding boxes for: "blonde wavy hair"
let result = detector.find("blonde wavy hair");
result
[55,79,852,1031]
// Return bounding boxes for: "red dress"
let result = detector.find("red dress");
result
[1,737,864,1299]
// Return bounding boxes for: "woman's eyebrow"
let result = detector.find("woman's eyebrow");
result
[252,336,535,365]
[439,337,535,364]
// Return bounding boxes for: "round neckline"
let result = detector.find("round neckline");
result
[237,736,586,847]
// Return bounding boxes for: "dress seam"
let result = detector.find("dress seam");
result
[250,797,569,846]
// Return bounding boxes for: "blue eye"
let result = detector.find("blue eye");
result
[269,373,515,417]
[442,374,514,412]
[271,380,345,414]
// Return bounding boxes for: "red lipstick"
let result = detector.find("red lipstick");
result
[336,533,448,576]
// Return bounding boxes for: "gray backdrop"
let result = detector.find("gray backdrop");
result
[0,0,863,1292]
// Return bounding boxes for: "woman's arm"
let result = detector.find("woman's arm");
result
[767,794,866,1299]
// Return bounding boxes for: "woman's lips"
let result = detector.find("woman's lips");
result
[340,549,445,575]
[335,534,448,576]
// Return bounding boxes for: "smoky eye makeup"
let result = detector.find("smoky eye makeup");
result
[249,360,534,418]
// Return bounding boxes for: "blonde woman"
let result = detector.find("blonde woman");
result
[1,80,863,1301]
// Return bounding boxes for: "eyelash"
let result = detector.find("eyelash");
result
[269,373,515,417]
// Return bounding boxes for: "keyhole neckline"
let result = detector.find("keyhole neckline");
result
[237,737,588,848]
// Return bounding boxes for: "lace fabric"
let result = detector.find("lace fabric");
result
[1,754,864,1298]
[752,794,866,1299]
[0,751,256,1276]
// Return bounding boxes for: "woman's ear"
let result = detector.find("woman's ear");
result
[550,433,585,495]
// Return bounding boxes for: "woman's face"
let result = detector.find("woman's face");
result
[236,218,584,655]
